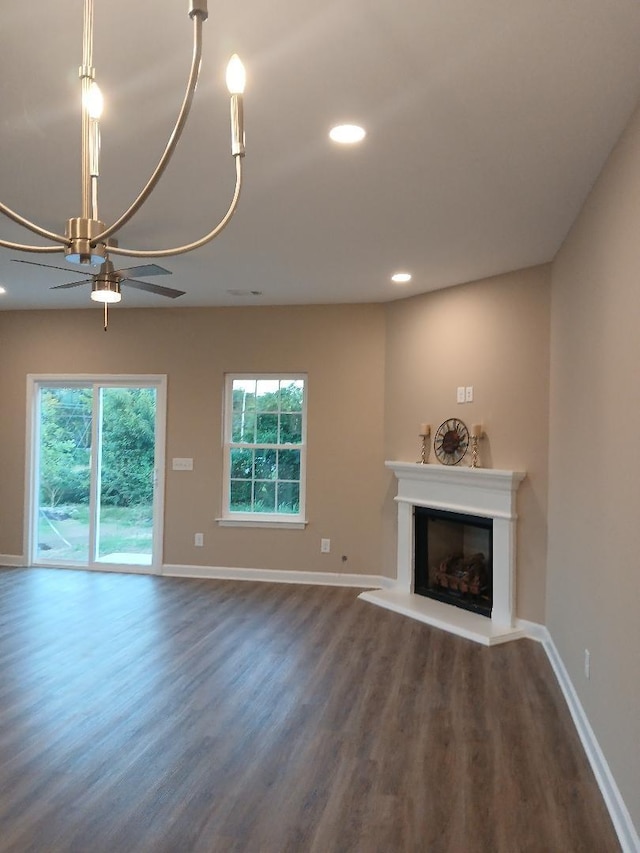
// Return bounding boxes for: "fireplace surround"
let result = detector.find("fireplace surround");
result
[359,462,526,645]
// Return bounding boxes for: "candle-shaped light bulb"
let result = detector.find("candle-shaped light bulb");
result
[85,83,103,182]
[227,55,246,157]
[86,81,104,120]
[226,54,246,94]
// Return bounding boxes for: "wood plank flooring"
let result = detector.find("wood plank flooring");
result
[0,567,620,852]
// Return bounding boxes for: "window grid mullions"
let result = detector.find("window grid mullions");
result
[225,375,306,519]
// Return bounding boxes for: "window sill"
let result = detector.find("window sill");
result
[216,517,308,530]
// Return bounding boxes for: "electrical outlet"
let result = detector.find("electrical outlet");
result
[456,386,465,403]
[584,649,590,679]
[173,457,194,471]
[321,538,331,553]
[194,533,204,547]
[465,386,474,402]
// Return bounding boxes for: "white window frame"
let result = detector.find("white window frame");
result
[24,373,167,573]
[218,373,307,529]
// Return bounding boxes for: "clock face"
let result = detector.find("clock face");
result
[434,418,470,465]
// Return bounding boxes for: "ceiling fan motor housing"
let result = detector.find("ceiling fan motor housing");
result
[65,217,107,265]
[91,265,121,303]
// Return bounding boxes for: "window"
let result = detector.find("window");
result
[221,374,306,526]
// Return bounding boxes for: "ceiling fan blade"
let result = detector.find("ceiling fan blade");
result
[115,263,172,278]
[12,258,92,274]
[123,279,185,299]
[50,279,93,290]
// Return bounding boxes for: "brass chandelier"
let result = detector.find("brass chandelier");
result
[0,0,246,298]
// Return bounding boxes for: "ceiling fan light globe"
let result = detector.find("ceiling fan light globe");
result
[90,289,121,303]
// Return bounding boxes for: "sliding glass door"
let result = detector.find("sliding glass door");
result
[29,376,166,573]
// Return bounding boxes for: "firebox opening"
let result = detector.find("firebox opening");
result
[414,506,493,618]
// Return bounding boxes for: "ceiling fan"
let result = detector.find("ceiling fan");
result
[12,257,185,330]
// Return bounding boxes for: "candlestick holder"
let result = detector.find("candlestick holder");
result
[470,425,483,468]
[418,431,431,464]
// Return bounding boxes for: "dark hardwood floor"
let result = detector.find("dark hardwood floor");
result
[0,567,620,852]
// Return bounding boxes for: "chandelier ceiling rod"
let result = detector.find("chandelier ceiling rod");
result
[0,0,245,263]
[81,0,96,223]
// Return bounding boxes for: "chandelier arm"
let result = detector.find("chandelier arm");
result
[94,14,204,245]
[0,203,69,246]
[0,238,66,254]
[107,156,242,259]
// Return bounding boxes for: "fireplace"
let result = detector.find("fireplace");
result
[414,506,493,618]
[359,462,526,645]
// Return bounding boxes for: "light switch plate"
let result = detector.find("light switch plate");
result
[465,386,474,402]
[456,386,465,403]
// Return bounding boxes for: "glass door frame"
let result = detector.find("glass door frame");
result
[25,374,167,574]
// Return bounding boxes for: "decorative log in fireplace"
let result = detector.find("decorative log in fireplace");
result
[435,552,488,597]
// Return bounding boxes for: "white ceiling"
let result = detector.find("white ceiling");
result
[1,0,640,310]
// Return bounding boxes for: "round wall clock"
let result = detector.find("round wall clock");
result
[434,418,470,465]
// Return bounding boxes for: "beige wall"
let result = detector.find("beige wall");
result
[383,266,551,623]
[549,104,640,828]
[0,268,551,621]
[0,304,387,576]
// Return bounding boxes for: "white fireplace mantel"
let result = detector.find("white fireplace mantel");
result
[360,462,527,645]
[385,461,524,519]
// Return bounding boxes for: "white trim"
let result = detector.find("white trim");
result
[23,380,36,565]
[395,496,515,521]
[513,617,549,643]
[30,561,154,576]
[385,461,526,496]
[215,517,308,529]
[151,379,167,574]
[162,563,392,589]
[0,555,26,567]
[221,373,307,523]
[538,628,640,853]
[385,461,526,630]
[25,374,166,574]
[358,588,529,646]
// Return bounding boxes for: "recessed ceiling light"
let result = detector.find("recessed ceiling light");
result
[227,289,262,296]
[0,286,6,295]
[329,124,366,144]
[391,272,412,283]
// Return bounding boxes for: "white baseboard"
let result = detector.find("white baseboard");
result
[0,555,25,567]
[162,563,394,590]
[531,626,640,853]
[514,617,549,643]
